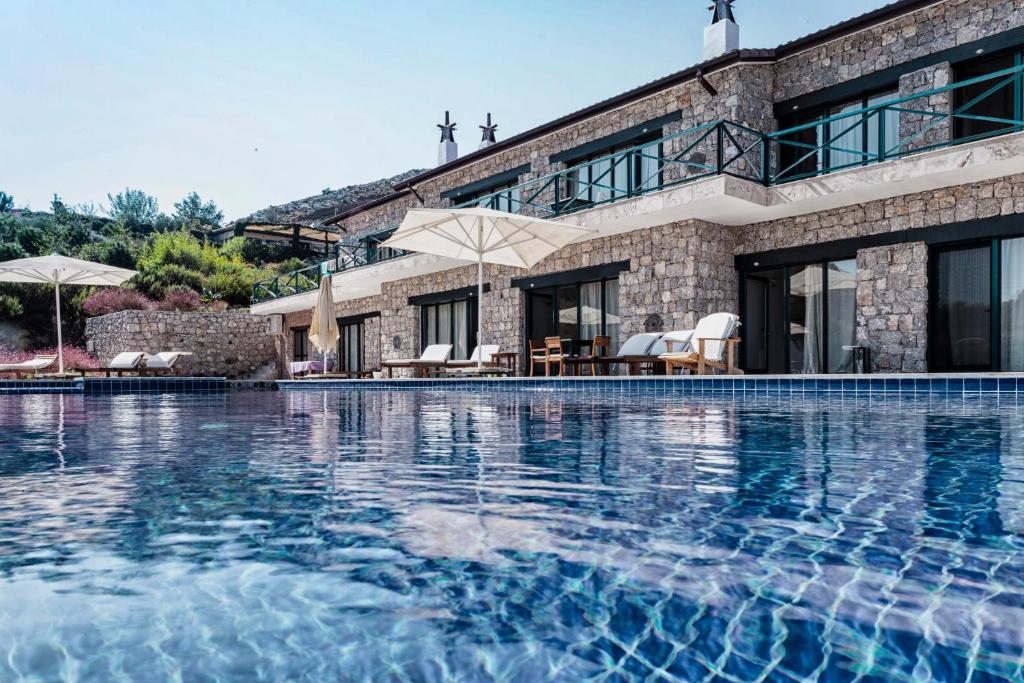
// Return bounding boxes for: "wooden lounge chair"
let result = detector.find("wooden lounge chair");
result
[592,333,662,375]
[660,313,742,375]
[142,351,193,376]
[78,351,147,377]
[0,354,57,379]
[383,344,453,378]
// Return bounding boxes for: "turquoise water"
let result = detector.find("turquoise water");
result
[0,391,1022,681]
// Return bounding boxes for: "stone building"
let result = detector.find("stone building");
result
[251,0,1024,376]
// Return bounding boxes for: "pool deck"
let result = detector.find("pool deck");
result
[3,373,1024,397]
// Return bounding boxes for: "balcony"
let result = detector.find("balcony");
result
[253,63,1024,307]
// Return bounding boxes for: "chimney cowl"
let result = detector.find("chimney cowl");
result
[437,111,458,166]
[703,0,739,61]
[479,113,497,150]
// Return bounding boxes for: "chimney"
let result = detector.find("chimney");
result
[437,111,457,166]
[703,0,739,61]
[479,113,497,150]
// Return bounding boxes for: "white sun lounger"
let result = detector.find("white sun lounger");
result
[0,354,58,378]
[660,313,742,375]
[446,344,501,368]
[144,352,194,375]
[80,351,147,377]
[383,344,453,378]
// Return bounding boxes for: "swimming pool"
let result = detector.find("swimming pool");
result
[0,390,1021,681]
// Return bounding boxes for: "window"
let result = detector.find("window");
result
[421,298,476,360]
[953,50,1023,141]
[337,321,363,373]
[742,259,856,374]
[527,278,620,358]
[460,181,522,213]
[563,138,662,209]
[777,89,899,181]
[292,327,309,362]
[931,237,1024,372]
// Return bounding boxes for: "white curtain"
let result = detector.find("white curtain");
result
[828,102,863,170]
[795,265,824,373]
[437,303,452,346]
[1002,238,1024,371]
[579,281,602,343]
[453,301,468,360]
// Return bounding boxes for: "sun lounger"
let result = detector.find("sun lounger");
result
[660,313,742,375]
[383,344,453,378]
[446,345,501,368]
[591,333,663,375]
[0,354,58,378]
[143,351,193,376]
[78,351,147,377]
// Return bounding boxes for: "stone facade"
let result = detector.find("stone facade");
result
[856,242,929,373]
[773,0,1021,101]
[86,311,280,378]
[263,1,1024,376]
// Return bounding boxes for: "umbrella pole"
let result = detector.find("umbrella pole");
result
[54,275,64,375]
[477,224,483,369]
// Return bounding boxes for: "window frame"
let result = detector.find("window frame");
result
[562,136,664,209]
[776,86,900,181]
[952,48,1024,143]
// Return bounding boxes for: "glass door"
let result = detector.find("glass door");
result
[526,278,620,358]
[338,322,362,373]
[742,258,856,374]
[932,244,992,371]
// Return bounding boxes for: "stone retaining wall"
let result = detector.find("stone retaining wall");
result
[85,310,280,378]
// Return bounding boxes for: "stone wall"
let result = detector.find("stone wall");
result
[899,63,952,155]
[736,173,1024,254]
[773,0,1022,101]
[86,310,280,378]
[856,242,929,373]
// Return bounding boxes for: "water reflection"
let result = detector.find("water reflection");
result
[0,391,1021,681]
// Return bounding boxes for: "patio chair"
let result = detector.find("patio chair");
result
[383,344,453,378]
[143,351,193,376]
[446,345,501,369]
[660,313,742,375]
[0,354,58,379]
[564,335,611,376]
[528,339,548,377]
[542,336,566,376]
[78,351,147,377]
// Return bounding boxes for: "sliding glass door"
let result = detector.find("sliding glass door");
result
[526,278,620,356]
[337,321,363,373]
[421,298,475,360]
[932,238,1024,371]
[742,258,856,373]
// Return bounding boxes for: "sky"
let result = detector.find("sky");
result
[2,0,894,221]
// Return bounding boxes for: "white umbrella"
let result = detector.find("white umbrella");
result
[0,253,137,374]
[382,207,593,367]
[308,274,339,374]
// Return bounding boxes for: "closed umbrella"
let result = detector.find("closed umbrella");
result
[309,274,339,375]
[382,207,593,367]
[0,253,137,374]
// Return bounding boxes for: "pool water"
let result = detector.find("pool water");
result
[0,390,1022,682]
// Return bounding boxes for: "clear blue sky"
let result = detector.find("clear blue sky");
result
[2,0,892,221]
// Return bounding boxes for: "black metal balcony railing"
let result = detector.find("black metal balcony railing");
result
[253,63,1024,304]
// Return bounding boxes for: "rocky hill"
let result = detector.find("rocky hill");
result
[231,169,425,227]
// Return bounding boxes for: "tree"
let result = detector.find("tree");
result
[173,192,223,231]
[0,191,13,212]
[107,188,160,227]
